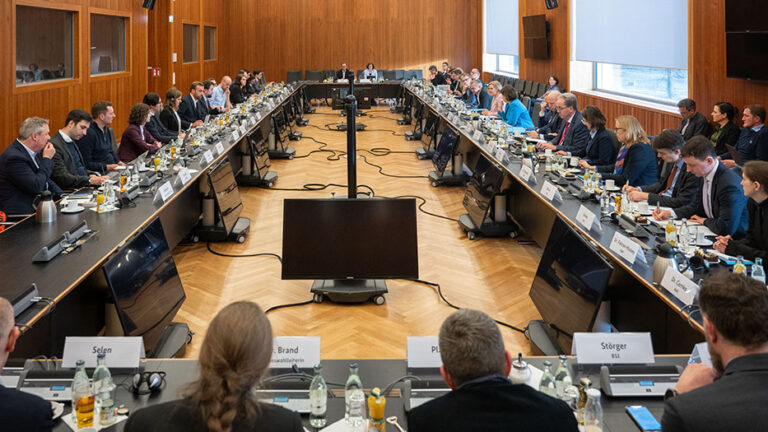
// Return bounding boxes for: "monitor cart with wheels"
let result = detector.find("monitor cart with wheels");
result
[458,157,518,240]
[459,194,519,240]
[267,110,296,159]
[193,159,251,243]
[236,125,278,188]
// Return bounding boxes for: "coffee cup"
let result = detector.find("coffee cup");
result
[605,179,615,189]
[544,149,552,157]
[637,201,649,214]
[570,156,579,167]
[65,199,79,211]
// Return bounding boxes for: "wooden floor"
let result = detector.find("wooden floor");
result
[172,106,544,360]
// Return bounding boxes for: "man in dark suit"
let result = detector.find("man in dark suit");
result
[470,79,491,110]
[528,90,562,139]
[335,62,354,81]
[721,104,768,168]
[407,309,578,432]
[76,101,124,174]
[654,136,748,236]
[177,82,206,130]
[538,93,589,156]
[0,117,62,215]
[0,297,54,432]
[677,98,710,141]
[50,109,108,190]
[428,65,446,86]
[143,93,182,144]
[661,272,768,432]
[626,129,700,208]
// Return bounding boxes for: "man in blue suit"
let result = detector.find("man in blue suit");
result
[177,81,206,130]
[538,93,590,156]
[0,117,62,215]
[721,104,768,168]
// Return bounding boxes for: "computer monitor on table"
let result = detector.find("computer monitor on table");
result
[462,156,505,227]
[431,124,460,174]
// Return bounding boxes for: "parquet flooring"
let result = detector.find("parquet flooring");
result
[172,106,543,359]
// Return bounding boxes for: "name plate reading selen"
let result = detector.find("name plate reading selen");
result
[62,337,144,368]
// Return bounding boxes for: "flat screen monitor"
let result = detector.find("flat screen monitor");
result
[102,219,186,356]
[282,198,419,280]
[529,216,613,353]
[421,112,438,148]
[725,0,768,32]
[726,33,768,81]
[462,156,504,227]
[431,125,459,174]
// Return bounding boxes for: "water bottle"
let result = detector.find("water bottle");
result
[752,257,766,283]
[92,353,116,426]
[538,360,557,397]
[553,355,573,399]
[600,188,611,216]
[344,363,365,428]
[309,364,327,428]
[71,360,94,428]
[733,255,747,275]
[583,388,604,432]
[679,219,690,253]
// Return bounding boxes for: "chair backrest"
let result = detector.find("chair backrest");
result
[357,70,366,79]
[513,79,525,92]
[533,83,545,98]
[412,70,423,80]
[306,70,323,82]
[323,69,335,80]
[286,70,303,83]
[382,70,396,81]
[403,70,418,80]
[394,69,405,80]
[521,96,531,111]
[606,129,621,154]
[523,80,534,97]
[530,101,542,125]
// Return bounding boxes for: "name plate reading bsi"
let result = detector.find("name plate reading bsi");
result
[473,130,484,141]
[660,267,699,306]
[157,181,174,203]
[406,336,442,368]
[609,231,646,265]
[215,142,225,155]
[519,164,534,182]
[269,337,321,369]
[231,131,240,142]
[203,150,214,164]
[62,337,144,369]
[541,181,563,203]
[572,332,654,364]
[576,205,598,230]
[178,168,191,185]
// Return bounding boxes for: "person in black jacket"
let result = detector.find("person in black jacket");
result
[76,101,124,173]
[469,79,491,110]
[50,109,107,190]
[335,62,354,81]
[407,309,578,432]
[677,98,710,140]
[714,161,768,262]
[572,105,616,166]
[159,87,185,133]
[709,102,740,155]
[124,301,302,432]
[538,93,590,156]
[229,72,248,106]
[177,81,206,129]
[661,272,768,432]
[143,93,183,144]
[583,115,658,187]
[528,90,561,139]
[0,297,54,432]
[625,129,701,208]
[721,104,768,168]
[428,65,446,86]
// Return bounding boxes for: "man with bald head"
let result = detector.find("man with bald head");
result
[0,297,54,431]
[527,90,561,139]
[209,76,232,113]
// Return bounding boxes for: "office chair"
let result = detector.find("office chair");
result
[523,80,534,97]
[413,70,423,80]
[403,70,417,80]
[393,69,405,80]
[286,70,303,83]
[382,70,396,81]
[530,101,542,125]
[513,79,525,93]
[306,70,323,82]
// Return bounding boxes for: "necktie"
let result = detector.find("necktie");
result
[661,164,679,194]
[703,178,713,218]
[558,121,570,147]
[681,119,690,135]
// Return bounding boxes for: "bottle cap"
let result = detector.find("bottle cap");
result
[586,388,601,398]
[370,387,382,398]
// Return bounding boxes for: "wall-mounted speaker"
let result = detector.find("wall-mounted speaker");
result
[545,0,559,9]
[142,0,157,10]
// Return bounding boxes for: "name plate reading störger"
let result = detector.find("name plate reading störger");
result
[572,332,655,364]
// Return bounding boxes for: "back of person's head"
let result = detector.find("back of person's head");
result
[471,79,483,89]
[581,105,606,130]
[252,70,262,76]
[681,135,717,160]
[500,85,518,102]
[677,98,696,111]
[699,271,768,350]
[65,109,92,127]
[142,93,162,107]
[745,104,766,124]
[19,117,49,140]
[651,129,685,151]
[128,103,150,126]
[165,88,182,110]
[0,298,17,368]
[439,309,506,387]
[615,115,647,146]
[187,301,272,432]
[742,160,768,190]
[714,101,736,121]
[429,65,438,72]
[92,101,113,120]
[203,79,215,90]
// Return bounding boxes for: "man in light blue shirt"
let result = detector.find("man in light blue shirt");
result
[209,76,232,113]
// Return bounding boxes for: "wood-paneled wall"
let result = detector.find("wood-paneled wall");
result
[221,0,482,85]
[518,0,569,91]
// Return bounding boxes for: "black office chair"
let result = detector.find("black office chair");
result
[323,69,335,81]
[394,69,405,80]
[530,101,542,125]
[413,70,423,80]
[521,96,531,111]
[607,129,621,154]
[403,70,418,80]
[513,79,525,93]
[523,81,534,97]
[286,70,303,83]
[382,70,396,81]
[306,70,323,82]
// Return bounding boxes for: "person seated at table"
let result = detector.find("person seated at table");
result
[407,309,577,432]
[584,115,657,187]
[713,161,768,262]
[76,101,124,173]
[124,301,303,432]
[537,93,589,156]
[0,297,54,432]
[470,79,491,110]
[498,85,534,129]
[527,90,562,140]
[144,93,184,145]
[50,109,108,190]
[547,75,561,92]
[442,62,451,75]
[159,88,186,133]
[252,70,273,94]
[569,105,616,165]
[209,76,231,113]
[336,62,354,81]
[624,129,700,208]
[653,136,748,237]
[361,63,378,81]
[0,117,62,215]
[117,103,160,163]
[229,72,248,106]
[429,65,446,86]
[721,105,768,168]
[177,82,206,130]
[661,271,768,432]
[678,98,710,141]
[458,74,476,106]
[480,81,504,117]
[448,68,463,93]
[470,68,484,85]
[709,102,740,155]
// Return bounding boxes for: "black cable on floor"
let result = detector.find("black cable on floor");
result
[206,242,283,264]
[359,154,429,179]
[381,194,459,222]
[265,299,315,314]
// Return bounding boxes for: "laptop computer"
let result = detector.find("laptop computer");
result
[726,144,743,165]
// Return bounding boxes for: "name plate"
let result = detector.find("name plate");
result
[689,342,712,367]
[178,168,191,185]
[519,164,534,182]
[256,112,262,120]
[216,142,226,155]
[157,181,174,203]
[609,231,646,265]
[660,267,699,306]
[202,150,214,164]
[249,116,256,126]
[406,336,442,368]
[576,205,598,230]
[63,337,144,369]
[473,130,484,141]
[541,181,562,203]
[231,130,240,141]
[572,332,654,364]
[494,147,507,163]
[240,124,247,134]
[270,337,321,369]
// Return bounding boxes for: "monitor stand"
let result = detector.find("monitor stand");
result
[311,279,387,305]
[527,320,565,356]
[151,322,191,359]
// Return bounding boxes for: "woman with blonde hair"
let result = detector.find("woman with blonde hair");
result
[481,81,505,117]
[124,302,303,432]
[582,115,657,187]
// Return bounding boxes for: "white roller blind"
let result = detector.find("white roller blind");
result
[486,0,519,56]
[573,0,687,69]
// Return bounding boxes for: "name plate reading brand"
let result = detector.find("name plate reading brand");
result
[519,164,534,182]
[202,150,214,164]
[62,337,144,368]
[660,267,699,306]
[541,181,563,203]
[269,337,321,369]
[609,232,646,265]
[406,336,442,368]
[178,168,191,185]
[157,181,174,203]
[572,332,654,364]
[473,130,484,141]
[576,205,599,231]
[215,142,225,155]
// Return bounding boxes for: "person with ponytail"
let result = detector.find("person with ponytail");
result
[124,301,303,432]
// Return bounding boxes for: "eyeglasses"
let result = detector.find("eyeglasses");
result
[613,127,626,132]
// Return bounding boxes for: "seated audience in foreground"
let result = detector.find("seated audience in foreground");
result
[50,109,107,189]
[498,86,534,129]
[654,136,748,237]
[709,102,740,155]
[144,93,183,145]
[76,101,124,173]
[591,115,657,187]
[624,129,701,208]
[117,103,160,163]
[714,160,768,262]
[721,104,768,168]
[0,297,53,431]
[677,98,710,141]
[407,309,578,432]
[538,93,589,156]
[124,301,302,432]
[661,271,768,432]
[571,105,616,165]
[480,81,504,117]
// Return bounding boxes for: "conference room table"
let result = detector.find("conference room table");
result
[400,82,706,354]
[14,355,686,432]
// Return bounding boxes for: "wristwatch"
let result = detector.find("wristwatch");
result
[664,388,678,400]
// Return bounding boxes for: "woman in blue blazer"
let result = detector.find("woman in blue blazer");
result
[583,115,657,187]
[499,85,534,130]
[571,105,617,164]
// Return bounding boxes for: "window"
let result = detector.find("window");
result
[594,63,688,105]
[90,14,127,75]
[484,0,519,77]
[204,26,216,61]
[16,5,75,85]
[183,24,198,63]
[497,55,519,75]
